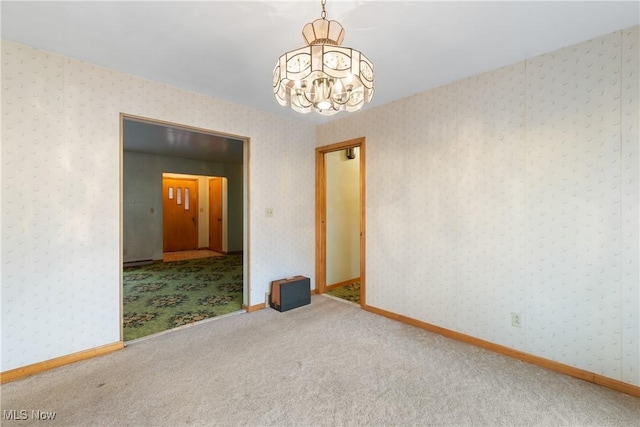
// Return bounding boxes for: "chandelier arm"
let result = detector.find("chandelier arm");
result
[296,90,315,108]
[330,88,353,106]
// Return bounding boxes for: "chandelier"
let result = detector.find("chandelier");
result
[272,0,374,116]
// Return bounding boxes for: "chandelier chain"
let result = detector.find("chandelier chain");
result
[321,0,327,19]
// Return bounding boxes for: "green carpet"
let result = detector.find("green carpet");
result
[123,254,242,341]
[326,282,360,304]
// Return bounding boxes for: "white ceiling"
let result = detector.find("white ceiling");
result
[2,1,638,160]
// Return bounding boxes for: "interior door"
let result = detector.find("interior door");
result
[163,178,198,252]
[209,177,223,252]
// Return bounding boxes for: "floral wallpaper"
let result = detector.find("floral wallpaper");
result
[1,40,315,371]
[317,26,639,386]
[2,25,638,388]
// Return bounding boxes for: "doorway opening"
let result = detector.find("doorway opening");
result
[120,114,249,342]
[315,138,366,306]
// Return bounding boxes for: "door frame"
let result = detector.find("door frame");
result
[315,137,366,306]
[119,113,251,342]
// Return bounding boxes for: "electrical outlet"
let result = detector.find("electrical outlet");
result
[511,312,522,328]
[265,208,274,218]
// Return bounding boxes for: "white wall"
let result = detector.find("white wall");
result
[326,149,360,284]
[1,40,316,372]
[317,26,640,387]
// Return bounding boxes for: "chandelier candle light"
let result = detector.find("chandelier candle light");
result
[272,0,374,115]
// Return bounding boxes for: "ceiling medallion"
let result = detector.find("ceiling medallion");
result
[272,0,374,116]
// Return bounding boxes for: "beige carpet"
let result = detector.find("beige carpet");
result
[2,296,639,426]
[162,249,223,262]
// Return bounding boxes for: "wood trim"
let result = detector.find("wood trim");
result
[315,137,366,302]
[245,288,319,310]
[317,138,367,153]
[363,304,640,398]
[315,147,327,294]
[0,341,124,384]
[119,113,125,343]
[242,303,265,313]
[359,141,366,307]
[243,137,251,310]
[326,277,360,291]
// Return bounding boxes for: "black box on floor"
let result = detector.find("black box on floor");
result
[270,276,311,312]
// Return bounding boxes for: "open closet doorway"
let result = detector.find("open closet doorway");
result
[316,138,366,306]
[120,114,249,342]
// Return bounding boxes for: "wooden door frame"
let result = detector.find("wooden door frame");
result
[315,137,366,306]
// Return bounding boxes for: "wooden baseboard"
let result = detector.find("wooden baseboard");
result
[325,277,360,291]
[242,303,265,313]
[244,288,318,312]
[363,304,640,398]
[0,341,124,384]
